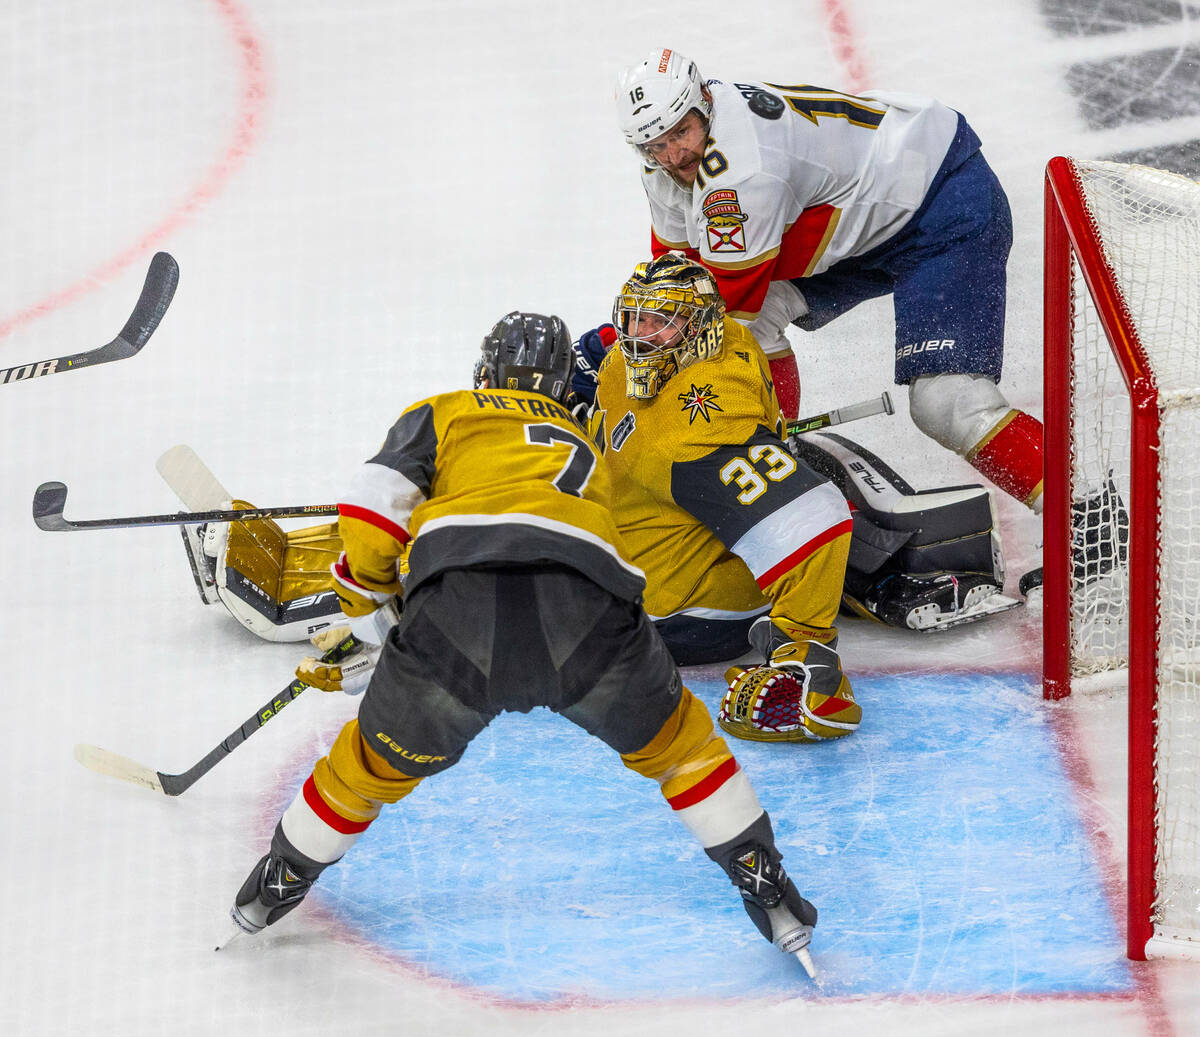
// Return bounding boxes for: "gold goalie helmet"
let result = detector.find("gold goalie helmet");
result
[612,253,725,399]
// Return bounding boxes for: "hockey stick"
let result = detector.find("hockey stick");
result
[786,391,894,437]
[1,252,179,386]
[32,481,337,532]
[73,632,360,796]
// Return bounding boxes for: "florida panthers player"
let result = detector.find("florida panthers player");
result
[614,48,1044,519]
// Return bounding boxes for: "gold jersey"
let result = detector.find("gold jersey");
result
[592,317,851,631]
[338,388,645,603]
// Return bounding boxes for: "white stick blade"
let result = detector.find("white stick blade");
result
[156,445,232,511]
[73,743,164,793]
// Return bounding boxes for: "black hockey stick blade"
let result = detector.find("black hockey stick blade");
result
[74,633,360,797]
[1,252,179,386]
[32,479,337,532]
[31,481,71,531]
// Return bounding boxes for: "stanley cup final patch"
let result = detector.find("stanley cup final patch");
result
[703,189,748,253]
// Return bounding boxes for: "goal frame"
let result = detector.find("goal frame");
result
[1042,154,1161,962]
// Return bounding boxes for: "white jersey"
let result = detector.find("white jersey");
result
[643,79,962,320]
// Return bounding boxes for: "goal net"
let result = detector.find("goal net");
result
[1043,156,1200,962]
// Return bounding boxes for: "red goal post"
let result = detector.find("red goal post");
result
[1043,155,1200,962]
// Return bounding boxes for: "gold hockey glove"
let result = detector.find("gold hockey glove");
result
[296,626,379,696]
[719,640,860,742]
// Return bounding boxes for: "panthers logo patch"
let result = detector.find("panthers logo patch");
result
[702,189,748,253]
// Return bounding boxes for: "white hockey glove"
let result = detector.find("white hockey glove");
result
[295,627,379,696]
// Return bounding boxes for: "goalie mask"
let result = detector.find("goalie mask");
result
[615,48,712,164]
[613,254,725,399]
[474,311,573,403]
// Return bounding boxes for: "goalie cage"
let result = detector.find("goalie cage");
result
[1043,155,1200,962]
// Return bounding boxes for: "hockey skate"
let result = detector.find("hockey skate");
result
[727,842,818,978]
[179,522,221,605]
[230,853,316,935]
[856,571,1020,632]
[1071,476,1129,586]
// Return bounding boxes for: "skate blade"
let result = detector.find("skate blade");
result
[794,946,817,979]
[218,905,263,950]
[215,924,245,952]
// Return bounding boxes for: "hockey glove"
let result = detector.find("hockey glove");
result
[570,325,617,408]
[720,640,860,742]
[330,552,402,644]
[295,626,379,696]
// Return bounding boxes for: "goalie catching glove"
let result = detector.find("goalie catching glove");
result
[720,640,861,742]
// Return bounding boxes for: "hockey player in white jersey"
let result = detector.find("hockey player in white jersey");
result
[614,48,1044,520]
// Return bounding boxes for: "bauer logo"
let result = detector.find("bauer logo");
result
[896,338,955,360]
[375,731,447,766]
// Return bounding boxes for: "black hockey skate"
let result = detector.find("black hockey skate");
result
[1018,566,1042,598]
[1071,476,1129,586]
[860,571,1019,632]
[231,853,316,935]
[727,842,818,976]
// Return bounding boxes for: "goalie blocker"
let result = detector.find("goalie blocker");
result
[176,431,1017,646]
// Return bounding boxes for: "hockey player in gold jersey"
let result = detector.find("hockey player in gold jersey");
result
[589,254,862,744]
[229,311,821,976]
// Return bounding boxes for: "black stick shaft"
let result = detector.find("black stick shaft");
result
[156,633,359,797]
[32,480,337,532]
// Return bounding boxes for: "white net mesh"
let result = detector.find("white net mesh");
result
[1067,159,1200,945]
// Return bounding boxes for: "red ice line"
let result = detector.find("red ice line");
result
[822,0,870,92]
[0,0,267,343]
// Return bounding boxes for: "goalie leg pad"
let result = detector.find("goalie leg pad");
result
[720,641,860,742]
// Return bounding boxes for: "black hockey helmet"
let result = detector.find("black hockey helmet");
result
[474,311,573,402]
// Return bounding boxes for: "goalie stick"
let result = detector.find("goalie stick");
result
[38,393,893,534]
[32,481,337,532]
[785,391,894,437]
[1,252,179,386]
[73,632,360,796]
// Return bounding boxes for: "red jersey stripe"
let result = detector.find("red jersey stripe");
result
[338,502,411,545]
[756,517,854,589]
[667,757,739,811]
[302,775,373,835]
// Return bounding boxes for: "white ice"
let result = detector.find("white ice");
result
[3,0,1199,1033]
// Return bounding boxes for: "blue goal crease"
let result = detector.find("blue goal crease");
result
[284,671,1132,1002]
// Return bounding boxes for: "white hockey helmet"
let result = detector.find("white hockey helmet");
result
[615,48,712,159]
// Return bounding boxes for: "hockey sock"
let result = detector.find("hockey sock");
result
[965,409,1044,510]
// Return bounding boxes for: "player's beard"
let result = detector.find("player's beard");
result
[666,156,701,189]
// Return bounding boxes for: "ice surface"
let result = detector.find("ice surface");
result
[2,1,1198,1035]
